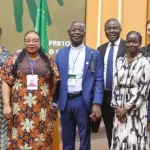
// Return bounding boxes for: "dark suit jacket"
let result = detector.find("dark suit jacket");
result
[97,39,127,105]
[140,44,150,57]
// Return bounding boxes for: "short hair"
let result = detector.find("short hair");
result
[68,21,86,31]
[104,18,121,28]
[126,31,142,44]
[146,20,150,28]
[0,28,2,34]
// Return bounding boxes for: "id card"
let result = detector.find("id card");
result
[67,74,76,86]
[27,75,38,90]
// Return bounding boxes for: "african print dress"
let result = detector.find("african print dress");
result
[0,47,10,150]
[110,53,150,150]
[0,54,59,150]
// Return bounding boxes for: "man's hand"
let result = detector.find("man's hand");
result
[89,104,102,122]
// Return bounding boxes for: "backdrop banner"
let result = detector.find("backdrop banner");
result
[0,0,86,55]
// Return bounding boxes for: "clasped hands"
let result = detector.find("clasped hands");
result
[115,107,128,123]
[89,104,102,122]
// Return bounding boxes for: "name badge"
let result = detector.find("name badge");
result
[68,74,76,86]
[27,75,38,90]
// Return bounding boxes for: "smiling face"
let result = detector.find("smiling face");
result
[68,22,85,47]
[126,32,141,55]
[105,20,122,43]
[24,31,40,55]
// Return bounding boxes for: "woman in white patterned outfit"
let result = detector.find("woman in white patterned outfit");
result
[110,31,150,150]
[0,27,10,150]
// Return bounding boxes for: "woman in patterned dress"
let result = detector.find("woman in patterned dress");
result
[110,31,150,150]
[0,30,59,150]
[146,20,150,146]
[0,27,10,150]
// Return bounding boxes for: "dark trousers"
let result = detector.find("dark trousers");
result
[61,96,91,150]
[102,90,114,149]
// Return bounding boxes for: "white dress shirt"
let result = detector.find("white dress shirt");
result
[68,43,85,93]
[104,38,121,90]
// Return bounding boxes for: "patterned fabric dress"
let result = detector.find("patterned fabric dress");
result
[0,47,10,150]
[0,54,59,150]
[110,53,150,150]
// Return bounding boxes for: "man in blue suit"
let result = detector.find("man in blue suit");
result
[54,21,104,150]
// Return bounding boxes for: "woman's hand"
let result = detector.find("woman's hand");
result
[115,107,127,123]
[118,115,127,123]
[3,105,12,120]
[52,105,58,121]
[116,107,128,118]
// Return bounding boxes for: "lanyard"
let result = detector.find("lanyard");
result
[71,49,82,73]
[26,53,38,75]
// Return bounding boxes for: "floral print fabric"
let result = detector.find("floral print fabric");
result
[0,54,59,150]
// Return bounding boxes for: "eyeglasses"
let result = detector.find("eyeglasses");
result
[24,39,39,44]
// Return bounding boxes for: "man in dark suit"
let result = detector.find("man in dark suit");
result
[54,21,104,150]
[97,18,126,148]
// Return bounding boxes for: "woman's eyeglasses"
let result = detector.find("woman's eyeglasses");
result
[24,39,39,44]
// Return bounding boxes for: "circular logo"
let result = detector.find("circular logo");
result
[49,49,54,54]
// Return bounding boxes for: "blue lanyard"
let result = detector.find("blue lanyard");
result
[26,53,38,74]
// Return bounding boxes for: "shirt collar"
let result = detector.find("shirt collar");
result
[108,38,121,47]
[71,43,85,50]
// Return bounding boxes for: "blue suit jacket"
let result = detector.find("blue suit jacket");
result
[55,45,104,111]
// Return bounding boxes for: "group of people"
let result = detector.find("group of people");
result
[97,19,150,150]
[0,18,150,150]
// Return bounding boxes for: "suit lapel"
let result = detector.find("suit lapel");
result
[116,39,124,59]
[102,43,109,64]
[63,46,70,80]
[102,44,108,57]
[82,46,92,81]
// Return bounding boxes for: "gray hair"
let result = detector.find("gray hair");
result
[68,21,86,31]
